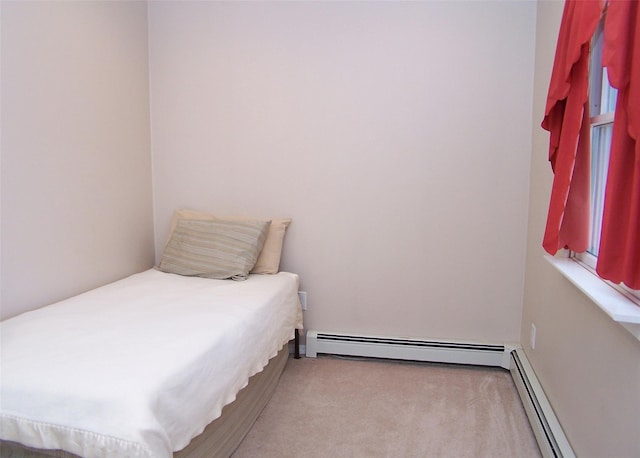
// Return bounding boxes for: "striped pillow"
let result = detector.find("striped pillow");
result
[165,209,292,274]
[157,219,271,281]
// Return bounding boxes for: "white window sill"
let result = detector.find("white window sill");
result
[545,255,640,340]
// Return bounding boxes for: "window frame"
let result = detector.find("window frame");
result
[568,14,640,308]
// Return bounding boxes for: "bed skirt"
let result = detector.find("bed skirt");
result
[0,345,290,458]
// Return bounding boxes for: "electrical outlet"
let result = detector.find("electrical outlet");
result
[530,323,537,350]
[298,291,307,311]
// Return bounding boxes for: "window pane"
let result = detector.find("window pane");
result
[589,123,613,256]
[600,67,617,114]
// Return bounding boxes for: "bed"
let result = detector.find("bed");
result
[0,211,303,458]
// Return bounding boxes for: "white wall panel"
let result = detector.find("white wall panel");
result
[1,1,154,319]
[149,1,536,342]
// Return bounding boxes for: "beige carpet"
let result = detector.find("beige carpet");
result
[232,355,542,458]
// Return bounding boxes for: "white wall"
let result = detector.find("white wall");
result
[1,1,155,319]
[523,2,640,456]
[149,1,536,343]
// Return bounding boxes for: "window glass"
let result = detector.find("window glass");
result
[588,122,612,257]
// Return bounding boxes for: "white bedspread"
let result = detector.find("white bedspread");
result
[0,269,303,458]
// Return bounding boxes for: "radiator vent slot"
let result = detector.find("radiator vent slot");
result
[315,333,504,351]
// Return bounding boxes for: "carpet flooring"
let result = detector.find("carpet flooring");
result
[232,355,542,458]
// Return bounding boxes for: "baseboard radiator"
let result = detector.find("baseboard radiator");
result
[510,348,575,458]
[305,330,575,458]
[305,330,515,368]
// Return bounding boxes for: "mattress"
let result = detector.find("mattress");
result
[0,269,303,458]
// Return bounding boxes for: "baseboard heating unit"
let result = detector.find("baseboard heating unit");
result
[305,330,515,368]
[510,348,575,458]
[305,330,575,458]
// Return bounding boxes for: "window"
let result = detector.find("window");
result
[571,18,640,305]
[586,19,615,258]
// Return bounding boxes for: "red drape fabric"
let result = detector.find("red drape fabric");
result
[597,0,640,289]
[541,0,604,255]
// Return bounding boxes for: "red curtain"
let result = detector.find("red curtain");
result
[541,0,604,255]
[597,0,640,289]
